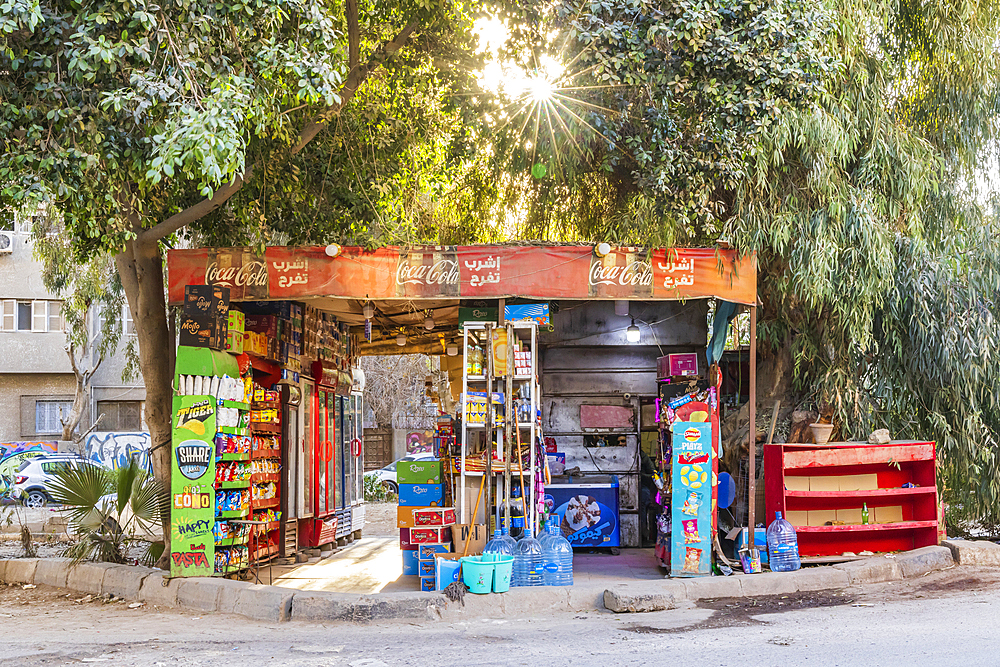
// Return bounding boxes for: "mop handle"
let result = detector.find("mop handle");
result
[464,470,488,558]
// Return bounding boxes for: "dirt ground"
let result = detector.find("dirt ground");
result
[362,501,398,537]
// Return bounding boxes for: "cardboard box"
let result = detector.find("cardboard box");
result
[398,483,444,507]
[412,507,457,527]
[807,510,838,526]
[452,523,486,556]
[874,505,903,524]
[418,544,451,560]
[225,329,244,354]
[396,460,442,485]
[808,476,841,492]
[420,576,435,592]
[418,560,436,577]
[784,511,809,526]
[184,285,217,316]
[402,549,419,575]
[227,310,245,334]
[245,314,278,337]
[179,313,219,349]
[435,553,462,590]
[399,528,417,550]
[839,474,879,491]
[836,508,863,525]
[784,476,810,492]
[410,526,451,544]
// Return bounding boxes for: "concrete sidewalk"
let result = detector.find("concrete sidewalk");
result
[0,539,983,624]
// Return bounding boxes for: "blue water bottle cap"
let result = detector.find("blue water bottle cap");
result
[775,511,783,520]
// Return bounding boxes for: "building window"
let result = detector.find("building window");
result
[35,400,73,435]
[97,400,144,431]
[0,300,63,332]
[123,304,135,336]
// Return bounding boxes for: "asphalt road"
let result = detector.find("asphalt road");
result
[2,566,999,666]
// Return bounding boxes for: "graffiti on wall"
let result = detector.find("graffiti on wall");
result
[406,431,434,454]
[84,432,152,472]
[0,442,57,494]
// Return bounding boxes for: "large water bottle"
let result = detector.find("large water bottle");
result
[500,522,518,554]
[766,511,801,572]
[542,522,573,586]
[483,529,514,558]
[512,529,544,587]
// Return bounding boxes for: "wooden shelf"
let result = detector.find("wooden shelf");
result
[252,473,281,483]
[251,422,281,434]
[252,497,280,510]
[783,444,935,470]
[785,487,936,499]
[794,520,938,533]
[252,400,281,408]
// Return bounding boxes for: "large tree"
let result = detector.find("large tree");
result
[1,0,489,557]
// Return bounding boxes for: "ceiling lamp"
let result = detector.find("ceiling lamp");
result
[614,300,629,317]
[362,302,375,319]
[325,243,342,258]
[423,314,435,331]
[626,318,640,343]
[595,242,612,258]
[396,332,407,346]
[446,343,458,356]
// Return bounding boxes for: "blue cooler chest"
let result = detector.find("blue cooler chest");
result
[543,475,620,548]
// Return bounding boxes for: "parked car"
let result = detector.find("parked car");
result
[11,454,105,508]
[365,452,437,494]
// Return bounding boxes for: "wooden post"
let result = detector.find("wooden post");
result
[748,305,757,534]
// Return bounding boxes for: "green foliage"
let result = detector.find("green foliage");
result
[48,461,167,565]
[364,473,397,502]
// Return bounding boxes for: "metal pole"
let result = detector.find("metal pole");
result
[747,305,757,535]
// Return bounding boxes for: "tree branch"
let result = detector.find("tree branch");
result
[139,20,418,244]
[347,0,360,70]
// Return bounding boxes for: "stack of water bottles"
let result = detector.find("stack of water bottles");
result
[511,517,573,587]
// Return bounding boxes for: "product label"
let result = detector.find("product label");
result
[671,421,714,577]
[170,395,216,578]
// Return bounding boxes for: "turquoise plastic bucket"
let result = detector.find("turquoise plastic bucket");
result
[492,555,514,593]
[460,556,495,594]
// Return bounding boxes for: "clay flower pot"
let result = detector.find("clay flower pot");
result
[810,423,835,445]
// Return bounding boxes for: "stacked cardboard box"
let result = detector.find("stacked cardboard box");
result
[396,459,456,589]
[179,285,230,349]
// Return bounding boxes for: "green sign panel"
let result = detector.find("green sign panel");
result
[458,307,498,326]
[170,395,217,578]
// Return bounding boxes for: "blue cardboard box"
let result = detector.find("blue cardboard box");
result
[418,560,436,577]
[402,549,419,575]
[735,527,769,564]
[398,483,444,507]
[418,544,451,560]
[420,576,435,592]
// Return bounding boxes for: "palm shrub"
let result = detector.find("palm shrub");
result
[48,460,168,566]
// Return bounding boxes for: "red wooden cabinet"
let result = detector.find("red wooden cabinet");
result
[764,441,939,557]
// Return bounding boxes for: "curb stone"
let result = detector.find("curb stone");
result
[941,540,1000,567]
[0,542,963,623]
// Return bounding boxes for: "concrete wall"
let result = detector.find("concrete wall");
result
[0,373,76,441]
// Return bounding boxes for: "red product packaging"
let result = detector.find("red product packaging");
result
[399,528,418,550]
[409,527,452,544]
[412,507,457,527]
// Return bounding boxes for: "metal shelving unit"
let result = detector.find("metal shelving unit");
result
[460,321,540,535]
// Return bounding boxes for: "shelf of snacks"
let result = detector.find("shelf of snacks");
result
[216,509,250,519]
[215,545,250,575]
[221,400,250,410]
[252,448,280,459]
[251,543,279,562]
[216,481,250,490]
[253,497,280,510]
[252,473,281,483]
[218,426,250,436]
[218,452,250,462]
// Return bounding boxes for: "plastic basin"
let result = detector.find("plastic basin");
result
[461,556,495,594]
[492,555,514,593]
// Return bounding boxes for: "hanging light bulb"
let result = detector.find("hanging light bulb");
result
[362,302,375,319]
[446,343,458,356]
[423,313,435,331]
[626,318,640,343]
[396,332,407,346]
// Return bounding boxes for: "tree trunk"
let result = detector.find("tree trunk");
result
[61,367,88,442]
[115,237,174,564]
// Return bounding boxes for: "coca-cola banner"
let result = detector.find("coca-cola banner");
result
[167,246,755,305]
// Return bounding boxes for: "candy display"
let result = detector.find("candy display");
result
[213,521,252,544]
[251,458,280,476]
[215,433,251,457]
[252,482,278,501]
[215,545,249,573]
[217,488,250,513]
[216,461,251,483]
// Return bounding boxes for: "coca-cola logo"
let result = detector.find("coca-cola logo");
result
[396,259,460,286]
[206,261,268,288]
[589,260,652,287]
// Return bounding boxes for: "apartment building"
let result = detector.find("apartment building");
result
[0,217,145,442]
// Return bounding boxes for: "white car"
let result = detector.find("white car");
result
[365,453,437,494]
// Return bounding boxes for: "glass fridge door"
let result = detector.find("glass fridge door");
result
[317,389,329,516]
[330,393,341,510]
[301,379,314,518]
[343,395,354,506]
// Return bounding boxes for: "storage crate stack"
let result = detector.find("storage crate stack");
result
[396,458,457,590]
[179,285,230,350]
